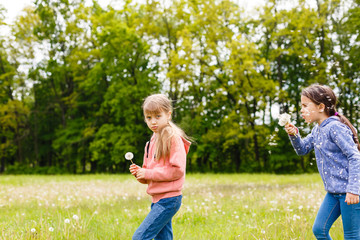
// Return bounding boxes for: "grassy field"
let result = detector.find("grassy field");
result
[0,174,344,239]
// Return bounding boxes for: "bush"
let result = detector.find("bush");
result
[4,164,69,175]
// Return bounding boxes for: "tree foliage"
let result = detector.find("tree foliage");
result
[0,0,359,174]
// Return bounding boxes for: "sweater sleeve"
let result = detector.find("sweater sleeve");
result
[289,127,315,156]
[330,124,360,195]
[144,136,186,182]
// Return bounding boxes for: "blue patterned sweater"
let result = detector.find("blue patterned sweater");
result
[289,116,360,195]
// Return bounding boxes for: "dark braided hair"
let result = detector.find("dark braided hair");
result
[302,84,360,151]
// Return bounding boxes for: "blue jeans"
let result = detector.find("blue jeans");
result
[132,195,182,240]
[313,193,360,239]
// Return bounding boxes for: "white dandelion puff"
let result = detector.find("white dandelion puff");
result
[49,227,54,232]
[278,113,291,126]
[64,219,70,224]
[125,152,134,164]
[31,228,36,233]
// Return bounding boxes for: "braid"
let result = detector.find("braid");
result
[337,114,360,151]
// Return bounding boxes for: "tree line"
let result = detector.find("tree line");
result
[0,0,359,174]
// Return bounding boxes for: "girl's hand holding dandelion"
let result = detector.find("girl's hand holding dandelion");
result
[126,152,147,184]
[125,152,138,176]
[279,113,298,136]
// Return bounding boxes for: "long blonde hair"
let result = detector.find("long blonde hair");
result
[142,94,189,161]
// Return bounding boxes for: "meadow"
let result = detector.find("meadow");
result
[0,174,344,239]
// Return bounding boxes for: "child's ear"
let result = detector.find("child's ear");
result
[318,103,325,112]
[167,111,172,120]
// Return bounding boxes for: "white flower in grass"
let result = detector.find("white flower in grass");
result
[278,113,291,126]
[49,227,54,232]
[31,228,36,233]
[73,215,79,220]
[64,219,70,224]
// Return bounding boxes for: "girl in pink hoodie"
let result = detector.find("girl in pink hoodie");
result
[129,94,191,240]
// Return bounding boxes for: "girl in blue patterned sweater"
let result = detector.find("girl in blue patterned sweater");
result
[285,84,360,239]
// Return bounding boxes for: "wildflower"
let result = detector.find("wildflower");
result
[49,227,54,232]
[278,113,291,126]
[73,215,79,220]
[125,152,134,164]
[31,228,36,233]
[64,219,70,224]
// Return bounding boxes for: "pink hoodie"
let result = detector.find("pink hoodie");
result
[142,134,191,203]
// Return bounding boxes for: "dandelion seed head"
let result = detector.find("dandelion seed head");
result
[278,113,291,126]
[125,152,134,160]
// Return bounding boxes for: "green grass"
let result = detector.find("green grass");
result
[0,174,344,239]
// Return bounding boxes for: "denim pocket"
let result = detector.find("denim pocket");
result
[158,195,182,212]
[354,204,360,210]
[173,195,182,211]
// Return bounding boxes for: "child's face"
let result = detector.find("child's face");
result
[300,95,324,124]
[144,110,171,133]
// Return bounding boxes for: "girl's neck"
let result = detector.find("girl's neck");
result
[317,115,329,125]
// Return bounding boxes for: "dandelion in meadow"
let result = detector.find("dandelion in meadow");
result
[49,227,54,232]
[64,219,70,224]
[73,214,79,220]
[31,228,36,233]
[125,152,134,164]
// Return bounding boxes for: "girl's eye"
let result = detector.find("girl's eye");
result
[157,115,161,118]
